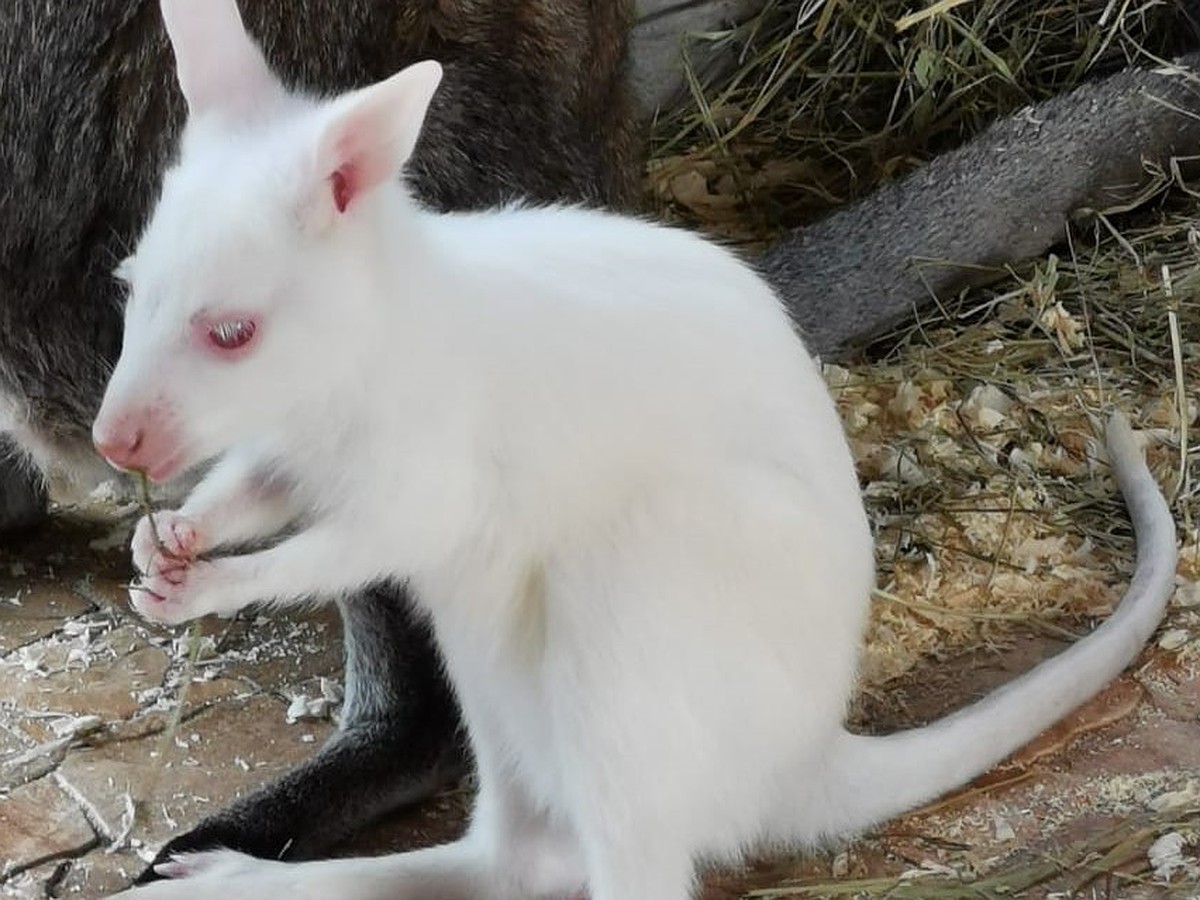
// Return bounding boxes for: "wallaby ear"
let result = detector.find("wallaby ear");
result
[160,0,283,119]
[311,61,444,218]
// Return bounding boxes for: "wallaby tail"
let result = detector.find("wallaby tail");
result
[760,52,1200,359]
[814,413,1177,838]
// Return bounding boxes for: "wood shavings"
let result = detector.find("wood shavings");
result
[104,793,138,855]
[991,814,1015,842]
[1038,301,1086,352]
[1150,781,1200,812]
[1175,579,1200,609]
[1158,628,1191,651]
[1148,831,1197,882]
[284,677,344,725]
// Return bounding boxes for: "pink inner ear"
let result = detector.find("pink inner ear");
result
[324,112,396,215]
[331,166,356,214]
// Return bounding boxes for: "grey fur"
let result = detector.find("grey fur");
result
[0,437,46,533]
[761,51,1200,358]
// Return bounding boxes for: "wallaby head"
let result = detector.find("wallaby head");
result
[92,0,443,483]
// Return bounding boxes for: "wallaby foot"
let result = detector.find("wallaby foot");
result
[135,585,465,883]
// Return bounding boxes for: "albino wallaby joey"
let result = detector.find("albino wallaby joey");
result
[92,1,1177,897]
[1,0,638,880]
[4,0,1199,884]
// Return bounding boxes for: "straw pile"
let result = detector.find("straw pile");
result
[650,0,1192,243]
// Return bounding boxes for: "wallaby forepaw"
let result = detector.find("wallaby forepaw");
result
[129,557,215,626]
[132,510,200,572]
[129,510,212,625]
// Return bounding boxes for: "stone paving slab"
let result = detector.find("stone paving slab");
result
[0,516,346,897]
[54,694,330,849]
[3,638,167,729]
[0,777,97,877]
[0,583,93,657]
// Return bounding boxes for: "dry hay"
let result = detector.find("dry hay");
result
[645,0,1200,895]
[836,201,1200,699]
[649,0,1193,244]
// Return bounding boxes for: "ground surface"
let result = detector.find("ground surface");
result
[0,504,1198,899]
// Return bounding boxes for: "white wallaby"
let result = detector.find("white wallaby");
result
[92,0,1179,897]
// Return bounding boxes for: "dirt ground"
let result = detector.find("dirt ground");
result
[0,497,1198,899]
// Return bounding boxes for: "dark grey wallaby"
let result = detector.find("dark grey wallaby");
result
[0,0,638,881]
[3,0,1200,886]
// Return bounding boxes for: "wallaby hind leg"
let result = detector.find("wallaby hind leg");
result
[135,585,464,883]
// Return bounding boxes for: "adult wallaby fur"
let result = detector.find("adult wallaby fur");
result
[0,0,637,878]
[762,47,1200,357]
[3,0,1200,884]
[95,0,1177,896]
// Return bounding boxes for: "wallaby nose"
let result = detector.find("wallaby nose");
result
[93,423,146,470]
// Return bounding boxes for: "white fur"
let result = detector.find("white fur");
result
[100,1,1180,897]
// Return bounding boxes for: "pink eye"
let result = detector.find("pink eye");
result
[207,319,257,351]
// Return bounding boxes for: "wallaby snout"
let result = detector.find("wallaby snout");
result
[92,405,184,482]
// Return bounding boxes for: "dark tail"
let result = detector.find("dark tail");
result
[759,50,1200,358]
